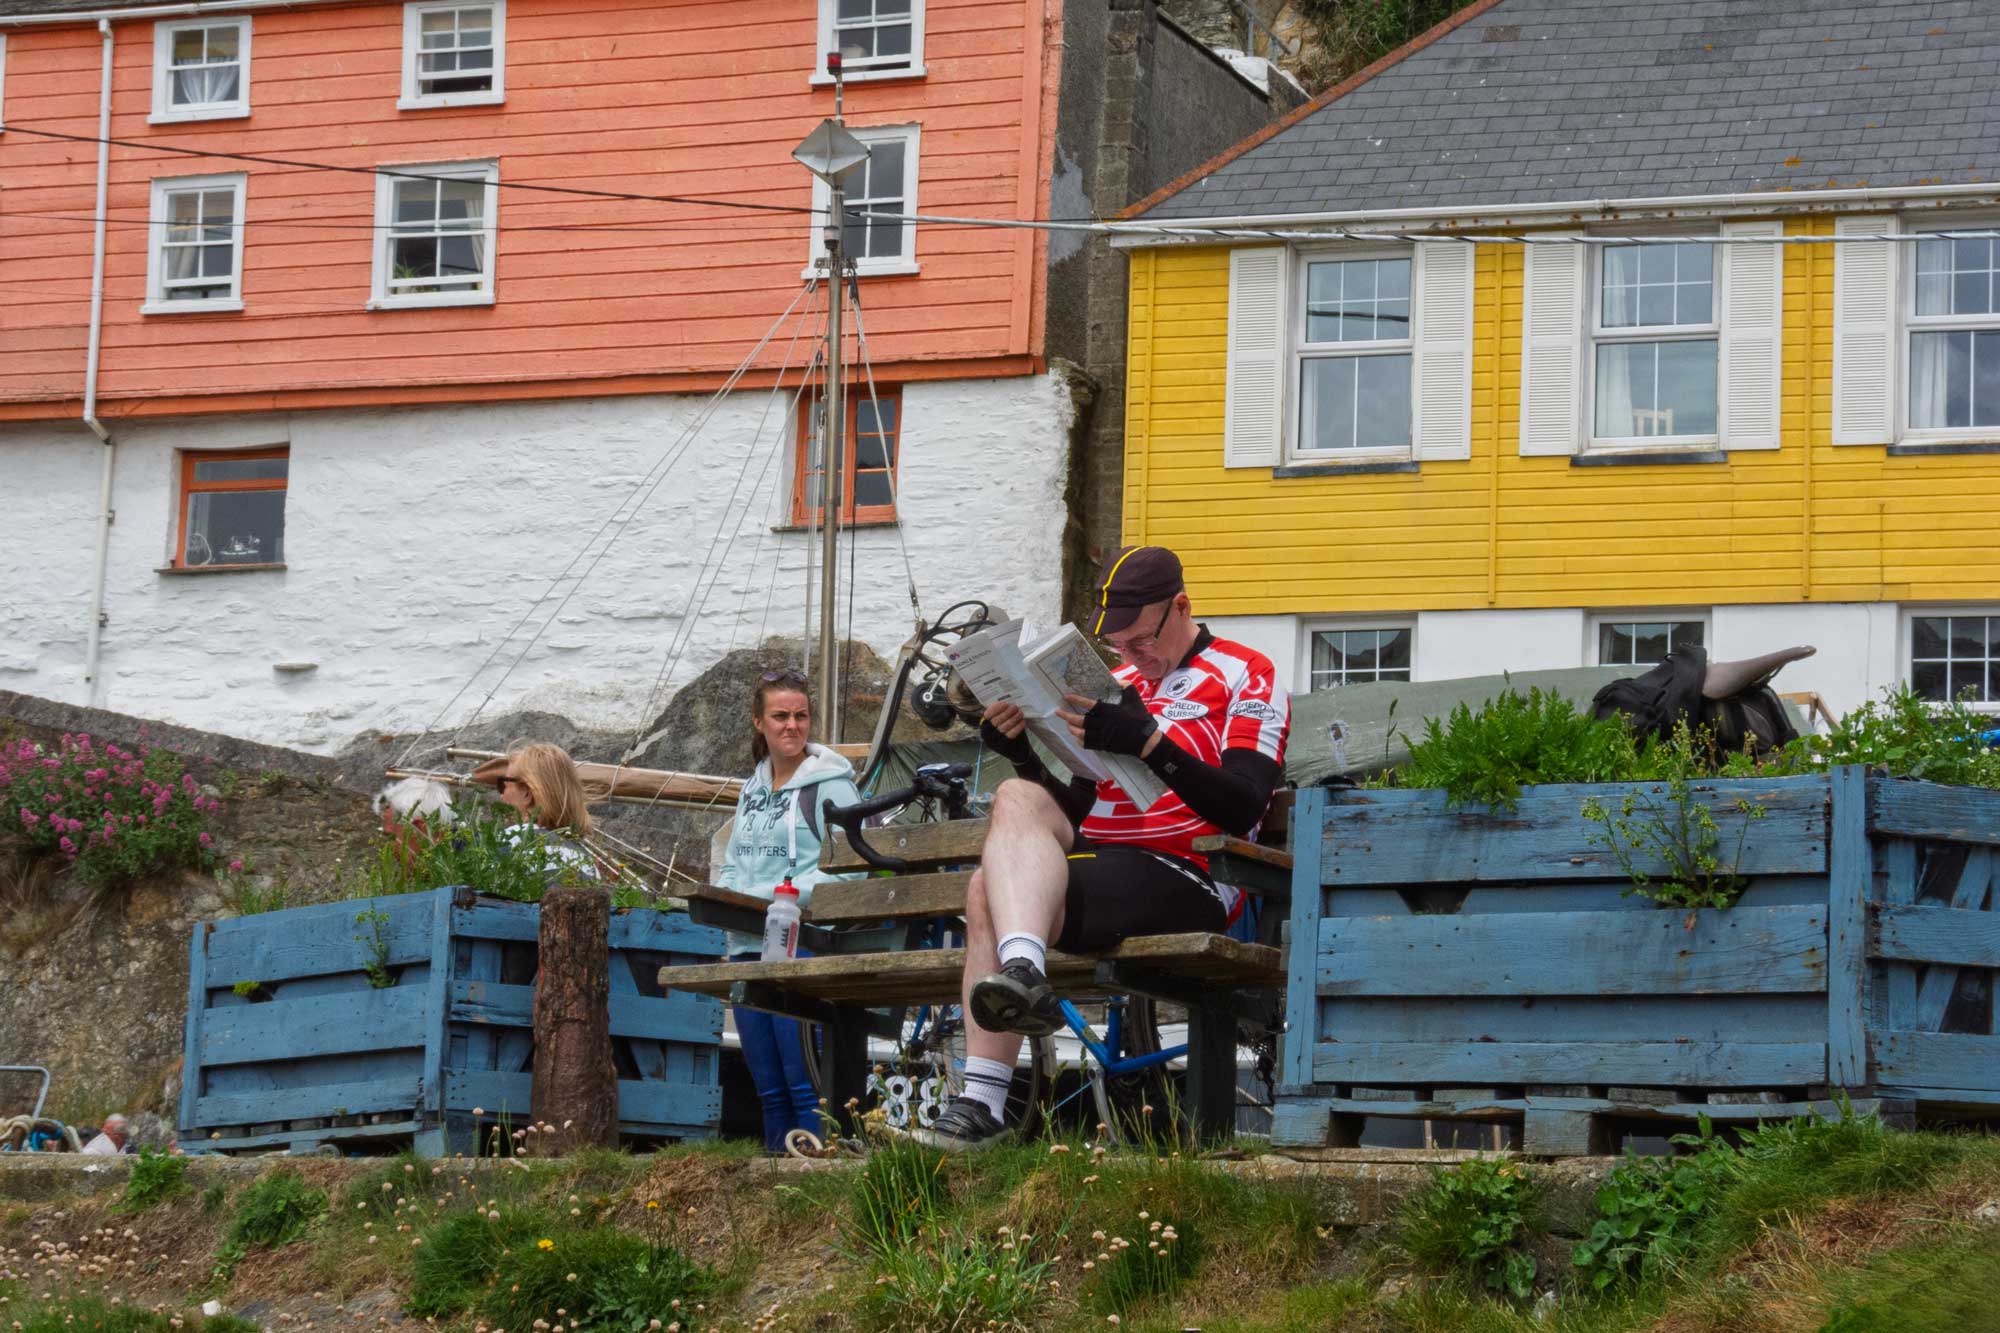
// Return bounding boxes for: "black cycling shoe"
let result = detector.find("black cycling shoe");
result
[969,958,1062,1037]
[908,1096,1011,1153]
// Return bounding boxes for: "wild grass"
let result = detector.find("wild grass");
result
[0,1296,258,1333]
[119,1147,190,1213]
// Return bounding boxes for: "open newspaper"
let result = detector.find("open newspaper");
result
[944,620,1168,810]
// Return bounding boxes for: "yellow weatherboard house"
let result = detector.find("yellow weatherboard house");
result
[1111,0,2000,718]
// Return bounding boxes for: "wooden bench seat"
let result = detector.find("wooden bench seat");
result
[658,932,1280,1008]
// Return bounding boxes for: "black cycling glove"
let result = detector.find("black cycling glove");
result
[978,718,1038,769]
[1082,685,1159,756]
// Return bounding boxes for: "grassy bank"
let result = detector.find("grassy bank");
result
[1,1113,1995,1331]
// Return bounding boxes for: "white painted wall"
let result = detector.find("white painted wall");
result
[0,373,1074,752]
[1207,603,1923,718]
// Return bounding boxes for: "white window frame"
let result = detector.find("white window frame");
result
[1286,245,1416,463]
[1586,610,1711,668]
[1897,211,2000,447]
[150,16,252,124]
[368,160,499,310]
[1902,605,2000,714]
[1584,235,1722,451]
[1299,617,1417,693]
[142,173,248,315]
[1,35,10,132]
[805,123,920,279]
[812,0,926,84]
[399,0,505,110]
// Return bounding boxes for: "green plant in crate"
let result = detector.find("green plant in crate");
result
[1395,686,1639,811]
[1398,1157,1540,1301]
[1583,721,1768,911]
[356,796,597,903]
[354,905,395,987]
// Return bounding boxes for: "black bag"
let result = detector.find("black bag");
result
[1592,646,1797,756]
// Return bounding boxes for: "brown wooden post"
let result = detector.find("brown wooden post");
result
[532,886,618,1154]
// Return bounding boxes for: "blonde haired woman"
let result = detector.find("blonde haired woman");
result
[480,742,600,880]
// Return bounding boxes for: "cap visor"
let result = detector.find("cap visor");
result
[1090,603,1144,636]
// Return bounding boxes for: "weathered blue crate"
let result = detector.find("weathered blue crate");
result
[178,886,725,1155]
[1275,767,2000,1154]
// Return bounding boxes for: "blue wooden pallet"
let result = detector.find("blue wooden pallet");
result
[1276,768,2000,1154]
[179,886,725,1156]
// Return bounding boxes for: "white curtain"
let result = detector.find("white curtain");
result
[173,64,239,106]
[1909,332,1952,430]
[1595,255,1636,435]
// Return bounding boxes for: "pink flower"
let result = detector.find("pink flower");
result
[20,810,39,828]
[228,859,244,873]
[58,837,75,855]
[198,832,212,847]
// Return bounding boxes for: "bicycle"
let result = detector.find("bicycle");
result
[821,768,1283,1144]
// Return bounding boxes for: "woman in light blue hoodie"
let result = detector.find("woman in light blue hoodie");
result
[715,669,862,1152]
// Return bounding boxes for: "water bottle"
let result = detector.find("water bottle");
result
[760,880,801,962]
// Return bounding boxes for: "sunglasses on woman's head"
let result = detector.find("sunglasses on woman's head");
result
[760,669,809,686]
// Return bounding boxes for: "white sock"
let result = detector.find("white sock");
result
[960,1055,1013,1120]
[997,932,1047,973]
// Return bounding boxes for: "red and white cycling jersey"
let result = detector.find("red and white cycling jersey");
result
[1078,630,1289,880]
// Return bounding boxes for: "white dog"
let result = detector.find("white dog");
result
[372,776,460,826]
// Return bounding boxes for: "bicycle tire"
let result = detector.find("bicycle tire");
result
[1081,995,1175,1145]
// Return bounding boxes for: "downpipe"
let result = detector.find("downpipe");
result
[81,17,116,706]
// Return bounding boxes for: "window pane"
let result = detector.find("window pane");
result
[1379,628,1411,671]
[1911,660,1947,699]
[1598,623,1634,665]
[1594,341,1717,437]
[1601,243,1710,330]
[838,0,870,17]
[184,489,285,566]
[1951,662,1986,703]
[1630,623,1672,663]
[875,22,911,57]
[1911,331,2000,430]
[1950,617,1989,657]
[1306,258,1410,344]
[1300,358,1357,450]
[393,236,439,278]
[1300,354,1412,450]
[1355,353,1413,447]
[853,471,893,508]
[200,244,232,278]
[193,456,288,483]
[205,26,238,59]
[1912,616,1947,658]
[880,0,911,13]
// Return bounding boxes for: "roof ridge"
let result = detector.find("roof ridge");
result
[1118,0,1511,222]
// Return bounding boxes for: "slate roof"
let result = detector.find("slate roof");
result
[1135,0,2000,220]
[0,0,175,15]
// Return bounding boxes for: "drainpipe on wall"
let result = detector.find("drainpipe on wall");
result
[81,17,117,707]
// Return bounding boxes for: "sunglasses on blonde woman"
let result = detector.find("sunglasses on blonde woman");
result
[760,669,810,687]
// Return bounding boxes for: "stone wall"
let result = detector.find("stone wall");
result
[1,372,1077,755]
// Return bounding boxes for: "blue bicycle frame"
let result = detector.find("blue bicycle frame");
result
[1057,996,1184,1079]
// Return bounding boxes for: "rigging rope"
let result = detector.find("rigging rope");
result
[396,277,822,768]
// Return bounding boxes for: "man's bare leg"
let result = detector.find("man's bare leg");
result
[912,780,1071,1149]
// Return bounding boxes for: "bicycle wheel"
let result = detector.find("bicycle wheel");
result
[1080,995,1176,1145]
[871,1004,1052,1138]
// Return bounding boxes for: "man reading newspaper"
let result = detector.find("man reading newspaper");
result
[910,544,1290,1151]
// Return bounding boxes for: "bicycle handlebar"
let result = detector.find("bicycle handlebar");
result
[822,763,975,873]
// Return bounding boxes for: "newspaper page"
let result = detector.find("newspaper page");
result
[945,620,1168,809]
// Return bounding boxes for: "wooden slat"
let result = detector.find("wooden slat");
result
[1317,905,1827,998]
[806,872,973,924]
[1311,1040,1827,1087]
[189,1119,424,1154]
[1872,1031,2000,1094]
[1873,903,2000,970]
[1317,993,1829,1045]
[200,987,429,1067]
[447,897,542,943]
[203,894,435,987]
[1882,838,1921,1030]
[609,908,727,954]
[1320,774,1829,886]
[1913,846,1993,1032]
[1312,1094,1882,1124]
[1870,778,2000,845]
[657,933,1281,1008]
[1826,765,1870,1087]
[1194,834,1294,901]
[180,924,207,1133]
[441,1071,718,1133]
[1283,786,1328,1088]
[678,883,774,916]
[450,980,717,1044]
[192,1077,420,1128]
[820,819,987,873]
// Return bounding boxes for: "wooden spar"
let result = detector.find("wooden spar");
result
[390,752,742,812]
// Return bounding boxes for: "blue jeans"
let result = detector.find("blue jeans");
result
[732,952,819,1152]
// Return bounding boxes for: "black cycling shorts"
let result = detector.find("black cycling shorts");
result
[1054,842,1229,953]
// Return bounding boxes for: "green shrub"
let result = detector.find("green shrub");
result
[409,1205,717,1328]
[216,1168,327,1277]
[1728,684,2000,789]
[120,1146,189,1212]
[863,1222,1058,1333]
[1584,720,1770,911]
[1399,1157,1540,1300]
[1395,687,1639,810]
[1573,1122,1738,1291]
